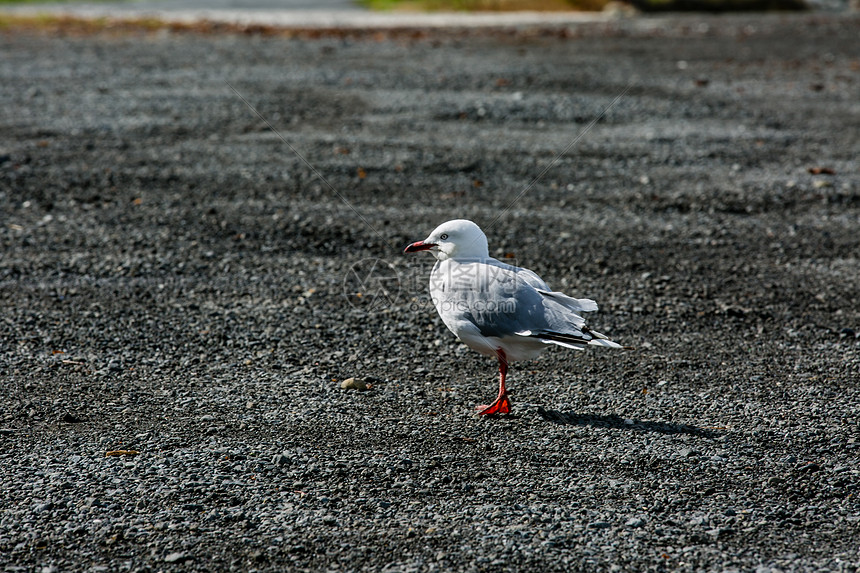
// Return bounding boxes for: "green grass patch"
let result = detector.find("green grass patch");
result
[362,0,807,10]
[0,14,203,34]
[360,0,611,11]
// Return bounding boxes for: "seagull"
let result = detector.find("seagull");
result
[404,219,621,415]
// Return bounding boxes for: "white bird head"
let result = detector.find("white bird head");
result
[404,219,489,261]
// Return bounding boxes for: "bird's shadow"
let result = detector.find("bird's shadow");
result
[537,407,721,438]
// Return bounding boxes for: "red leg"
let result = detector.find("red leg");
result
[476,349,511,415]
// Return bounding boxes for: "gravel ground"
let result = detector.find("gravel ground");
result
[1,14,859,572]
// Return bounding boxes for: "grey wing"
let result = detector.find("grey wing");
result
[517,291,621,350]
[433,258,618,349]
[467,270,550,338]
[491,262,618,350]
[455,260,591,341]
[490,262,598,316]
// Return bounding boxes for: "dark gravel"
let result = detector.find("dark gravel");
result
[1,14,859,572]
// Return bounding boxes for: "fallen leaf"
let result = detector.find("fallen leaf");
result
[807,166,835,175]
[105,450,139,457]
[357,167,366,179]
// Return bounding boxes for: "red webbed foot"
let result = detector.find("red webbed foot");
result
[475,393,511,415]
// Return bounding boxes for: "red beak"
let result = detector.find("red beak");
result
[404,240,436,253]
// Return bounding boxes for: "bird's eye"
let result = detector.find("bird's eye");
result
[440,233,448,240]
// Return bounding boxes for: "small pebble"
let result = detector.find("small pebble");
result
[164,552,189,563]
[340,377,369,391]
